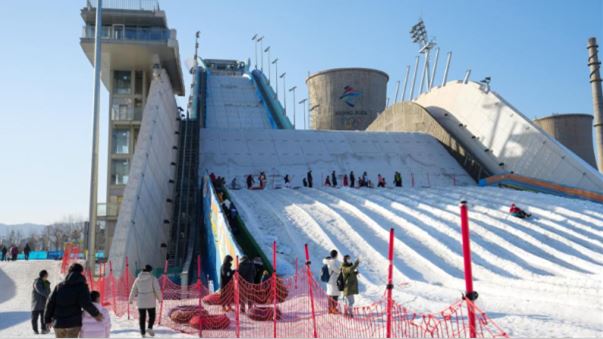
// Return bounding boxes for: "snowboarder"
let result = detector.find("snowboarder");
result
[80,291,111,338]
[341,255,360,317]
[246,175,254,189]
[24,243,31,260]
[325,176,332,187]
[331,171,338,187]
[45,263,103,338]
[307,170,313,188]
[1,245,7,261]
[350,171,355,188]
[322,250,341,314]
[32,270,51,334]
[220,255,234,311]
[129,265,162,338]
[510,203,531,219]
[238,256,257,312]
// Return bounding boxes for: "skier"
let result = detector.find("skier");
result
[349,171,355,188]
[246,175,254,189]
[341,255,360,318]
[24,243,31,260]
[80,291,111,338]
[129,265,162,338]
[325,176,332,187]
[32,270,51,334]
[331,171,338,187]
[307,170,313,188]
[45,263,103,338]
[510,203,531,219]
[220,255,234,311]
[322,250,341,314]
[238,256,257,312]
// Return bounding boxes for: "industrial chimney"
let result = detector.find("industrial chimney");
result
[588,37,603,172]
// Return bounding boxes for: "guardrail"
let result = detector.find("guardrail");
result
[86,0,160,11]
[251,70,294,129]
[479,173,603,204]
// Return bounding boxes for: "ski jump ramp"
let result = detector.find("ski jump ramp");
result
[415,81,603,193]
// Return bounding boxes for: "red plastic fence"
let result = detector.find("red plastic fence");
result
[62,249,507,338]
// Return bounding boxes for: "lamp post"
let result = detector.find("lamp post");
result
[258,36,264,72]
[289,86,297,129]
[280,73,287,117]
[410,19,436,96]
[88,0,103,271]
[299,98,308,129]
[252,34,258,69]
[272,58,279,100]
[264,46,271,83]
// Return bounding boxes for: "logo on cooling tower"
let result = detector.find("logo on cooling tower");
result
[339,86,361,107]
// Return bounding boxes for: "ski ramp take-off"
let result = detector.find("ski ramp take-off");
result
[228,186,603,337]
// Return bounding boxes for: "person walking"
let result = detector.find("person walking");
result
[341,255,360,317]
[129,265,162,338]
[307,170,313,188]
[24,243,31,261]
[220,255,234,312]
[1,245,7,261]
[80,291,111,338]
[238,256,257,312]
[322,250,341,314]
[32,270,51,334]
[45,263,102,338]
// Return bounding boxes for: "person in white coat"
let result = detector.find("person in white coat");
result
[81,291,111,338]
[129,265,162,337]
[322,249,341,314]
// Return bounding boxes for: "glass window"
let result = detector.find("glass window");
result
[111,160,129,185]
[111,97,133,121]
[135,71,143,95]
[112,129,130,154]
[113,71,132,95]
[134,98,144,120]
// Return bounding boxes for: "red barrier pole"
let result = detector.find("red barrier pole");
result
[100,262,105,305]
[386,228,395,338]
[234,256,241,338]
[304,244,318,338]
[125,257,130,320]
[110,261,117,313]
[460,201,477,338]
[197,255,202,338]
[158,260,168,325]
[272,241,277,338]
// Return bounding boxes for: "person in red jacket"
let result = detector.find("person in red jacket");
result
[510,203,531,219]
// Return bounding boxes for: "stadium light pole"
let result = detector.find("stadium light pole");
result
[252,34,258,69]
[280,72,287,117]
[299,98,308,129]
[289,86,297,129]
[272,58,279,99]
[258,36,264,72]
[264,46,271,84]
[87,0,103,271]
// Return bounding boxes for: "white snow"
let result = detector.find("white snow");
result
[0,260,193,338]
[228,186,603,337]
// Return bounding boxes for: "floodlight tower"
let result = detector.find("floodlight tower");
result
[409,19,436,98]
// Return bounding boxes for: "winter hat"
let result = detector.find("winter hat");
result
[330,249,338,258]
[143,264,153,272]
[68,263,84,274]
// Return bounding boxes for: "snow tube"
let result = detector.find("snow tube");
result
[203,292,230,305]
[247,305,282,321]
[169,305,209,324]
[189,314,231,330]
[245,278,289,304]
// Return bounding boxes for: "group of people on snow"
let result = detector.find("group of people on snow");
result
[322,250,360,317]
[1,243,31,261]
[29,262,162,338]
[219,254,270,312]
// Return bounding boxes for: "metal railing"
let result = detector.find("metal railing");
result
[86,0,160,11]
[83,25,171,42]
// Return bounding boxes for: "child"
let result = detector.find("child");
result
[80,291,111,338]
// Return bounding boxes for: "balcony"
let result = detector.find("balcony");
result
[83,25,171,42]
[86,0,160,11]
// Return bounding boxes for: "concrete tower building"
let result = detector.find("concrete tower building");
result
[306,68,388,130]
[534,114,597,168]
[80,0,184,257]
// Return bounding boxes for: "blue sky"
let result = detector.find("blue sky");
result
[0,0,601,224]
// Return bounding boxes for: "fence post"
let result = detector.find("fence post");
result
[234,256,241,338]
[109,261,117,314]
[125,257,130,320]
[272,241,277,338]
[386,228,395,338]
[197,255,203,338]
[158,260,168,325]
[304,244,318,338]
[100,262,105,305]
[460,201,477,338]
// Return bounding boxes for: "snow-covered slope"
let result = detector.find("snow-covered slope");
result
[229,186,603,337]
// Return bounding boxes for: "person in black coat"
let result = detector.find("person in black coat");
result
[238,256,258,312]
[331,171,337,187]
[220,255,234,311]
[32,270,50,334]
[1,245,7,261]
[350,171,355,188]
[24,243,31,260]
[307,170,313,188]
[44,263,102,338]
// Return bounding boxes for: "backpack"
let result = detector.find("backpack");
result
[336,271,345,291]
[320,264,331,282]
